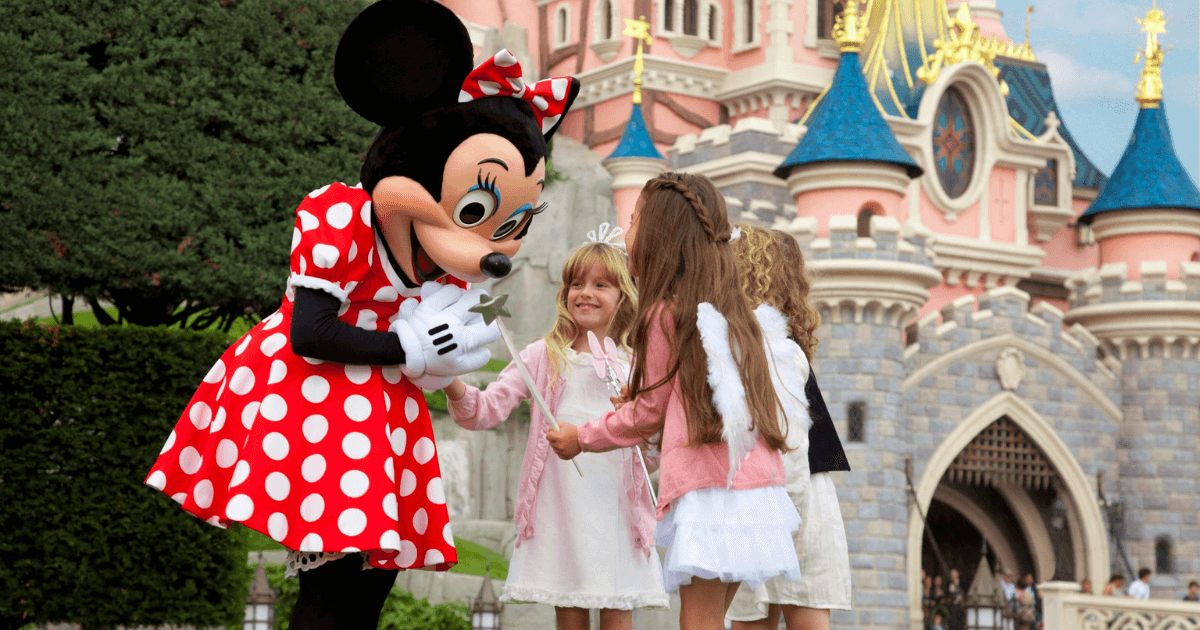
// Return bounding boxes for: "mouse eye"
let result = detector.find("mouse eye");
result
[490,215,527,241]
[454,188,498,228]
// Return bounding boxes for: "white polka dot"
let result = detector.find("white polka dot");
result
[215,378,226,401]
[399,469,417,496]
[390,427,407,457]
[459,89,474,102]
[308,184,331,198]
[345,281,358,295]
[262,311,284,330]
[413,508,428,535]
[374,287,398,302]
[337,300,350,317]
[302,454,326,483]
[260,333,287,357]
[241,401,261,429]
[299,254,307,276]
[344,364,371,385]
[312,244,339,269]
[507,76,525,93]
[443,523,455,547]
[179,446,202,475]
[147,470,167,490]
[203,359,226,383]
[235,335,253,356]
[341,470,369,498]
[326,202,352,229]
[478,80,502,95]
[206,515,223,527]
[425,549,445,565]
[427,477,446,504]
[267,360,287,384]
[263,432,290,460]
[385,392,391,412]
[368,248,375,266]
[193,479,214,509]
[540,114,561,133]
[383,493,398,520]
[343,432,370,459]
[355,309,378,330]
[551,77,569,100]
[384,458,395,482]
[348,240,358,263]
[160,430,177,455]
[300,494,325,522]
[172,492,187,505]
[380,530,401,550]
[260,394,287,421]
[216,439,238,468]
[303,356,325,365]
[298,210,319,231]
[405,397,420,422]
[531,95,548,111]
[226,494,254,521]
[229,367,255,396]
[189,402,213,430]
[269,513,289,542]
[231,460,251,487]
[360,200,372,226]
[302,376,330,403]
[383,366,402,384]
[211,407,227,432]
[399,540,418,567]
[344,395,371,421]
[338,508,367,536]
[412,437,435,465]
[494,49,517,66]
[291,227,302,252]
[300,533,323,552]
[265,472,291,501]
[341,546,360,553]
[303,415,328,443]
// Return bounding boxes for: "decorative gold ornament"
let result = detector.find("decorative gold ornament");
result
[916,3,1009,96]
[1134,1,1170,108]
[622,16,653,104]
[831,0,869,53]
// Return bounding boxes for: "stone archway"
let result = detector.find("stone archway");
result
[905,392,1111,630]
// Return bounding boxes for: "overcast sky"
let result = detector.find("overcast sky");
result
[994,0,1199,185]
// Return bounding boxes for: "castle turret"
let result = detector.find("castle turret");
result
[1066,4,1200,598]
[601,15,667,233]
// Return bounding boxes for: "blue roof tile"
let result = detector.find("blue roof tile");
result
[775,52,922,180]
[606,103,665,160]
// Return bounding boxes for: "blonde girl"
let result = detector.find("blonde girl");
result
[443,241,668,630]
[548,173,811,630]
[727,226,852,630]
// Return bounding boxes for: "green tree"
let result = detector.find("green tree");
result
[0,0,374,329]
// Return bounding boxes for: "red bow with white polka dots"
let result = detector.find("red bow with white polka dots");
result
[458,49,573,135]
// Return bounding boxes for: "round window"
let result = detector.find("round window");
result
[932,87,976,199]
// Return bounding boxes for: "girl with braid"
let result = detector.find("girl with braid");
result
[548,173,811,630]
[727,227,852,630]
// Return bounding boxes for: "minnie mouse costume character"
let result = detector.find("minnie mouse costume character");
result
[145,0,578,626]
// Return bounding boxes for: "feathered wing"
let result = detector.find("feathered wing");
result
[697,303,755,487]
[754,303,814,519]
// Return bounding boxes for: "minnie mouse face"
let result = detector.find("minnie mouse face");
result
[372,133,547,284]
[335,0,578,287]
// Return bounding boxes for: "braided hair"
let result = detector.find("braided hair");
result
[625,172,790,452]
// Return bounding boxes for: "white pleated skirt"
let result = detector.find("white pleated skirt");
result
[656,485,802,593]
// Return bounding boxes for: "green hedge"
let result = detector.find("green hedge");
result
[0,320,250,630]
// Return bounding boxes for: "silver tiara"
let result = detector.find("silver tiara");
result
[584,222,624,246]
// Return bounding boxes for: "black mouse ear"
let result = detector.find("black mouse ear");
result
[541,78,581,142]
[334,0,474,127]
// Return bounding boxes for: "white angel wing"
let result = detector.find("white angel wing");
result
[697,303,756,487]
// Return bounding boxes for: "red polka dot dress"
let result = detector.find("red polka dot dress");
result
[146,182,460,572]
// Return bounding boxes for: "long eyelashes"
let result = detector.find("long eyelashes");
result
[531,202,549,215]
[476,169,500,199]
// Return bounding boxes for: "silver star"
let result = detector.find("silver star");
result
[468,293,511,325]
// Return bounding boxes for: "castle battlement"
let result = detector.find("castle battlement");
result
[1066,261,1200,308]
[765,214,936,267]
[1065,261,1200,359]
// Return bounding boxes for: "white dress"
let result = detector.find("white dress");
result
[501,348,669,609]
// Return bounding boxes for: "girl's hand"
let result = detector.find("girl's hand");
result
[444,377,467,402]
[547,422,582,460]
[610,385,630,410]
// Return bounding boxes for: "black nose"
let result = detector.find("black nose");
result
[480,253,512,279]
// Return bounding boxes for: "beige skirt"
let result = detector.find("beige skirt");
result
[726,472,852,619]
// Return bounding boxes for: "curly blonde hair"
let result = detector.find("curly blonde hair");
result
[542,242,638,381]
[731,225,821,359]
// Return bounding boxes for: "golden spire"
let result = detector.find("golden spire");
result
[832,0,869,53]
[1134,0,1170,108]
[1024,5,1033,48]
[916,3,1008,95]
[622,16,652,104]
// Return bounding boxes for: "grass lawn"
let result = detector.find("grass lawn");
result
[35,305,256,337]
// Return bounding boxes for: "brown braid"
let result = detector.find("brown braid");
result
[654,175,731,242]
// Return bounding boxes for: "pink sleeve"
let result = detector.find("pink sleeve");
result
[578,308,674,452]
[447,345,535,431]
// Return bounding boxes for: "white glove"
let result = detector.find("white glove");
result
[406,372,455,392]
[390,282,501,379]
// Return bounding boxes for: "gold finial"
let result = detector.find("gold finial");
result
[1024,5,1033,48]
[622,16,652,104]
[916,3,1009,95]
[831,0,869,53]
[1134,1,1169,107]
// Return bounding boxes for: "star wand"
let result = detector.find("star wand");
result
[470,294,583,477]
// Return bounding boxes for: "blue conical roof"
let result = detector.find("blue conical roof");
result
[606,102,664,160]
[1081,104,1200,221]
[774,52,922,180]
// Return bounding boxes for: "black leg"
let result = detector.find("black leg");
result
[290,555,400,630]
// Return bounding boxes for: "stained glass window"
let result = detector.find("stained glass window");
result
[933,87,976,199]
[1034,159,1058,206]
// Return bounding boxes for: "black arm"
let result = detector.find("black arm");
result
[290,287,406,365]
